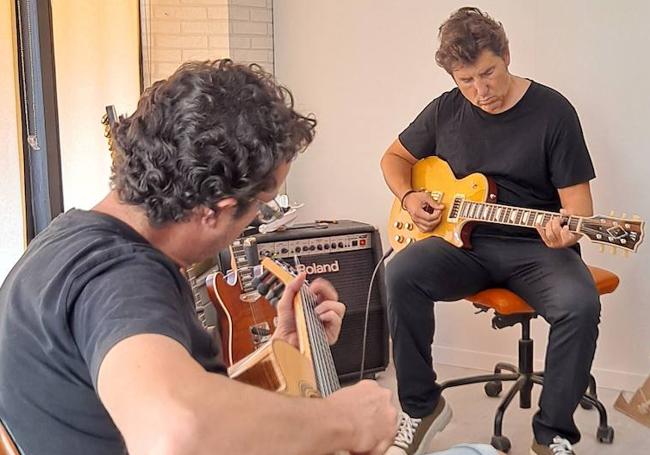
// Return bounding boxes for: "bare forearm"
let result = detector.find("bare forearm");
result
[177,373,352,455]
[100,335,356,455]
[380,139,418,200]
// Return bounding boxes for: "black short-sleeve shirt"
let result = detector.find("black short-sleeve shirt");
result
[398,81,595,238]
[0,209,225,455]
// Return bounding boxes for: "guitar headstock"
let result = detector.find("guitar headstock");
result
[101,105,119,161]
[260,257,297,286]
[579,214,645,253]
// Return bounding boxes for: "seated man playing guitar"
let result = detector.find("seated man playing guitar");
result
[0,60,398,455]
[381,7,600,455]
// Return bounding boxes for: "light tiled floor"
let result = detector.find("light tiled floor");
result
[375,362,649,455]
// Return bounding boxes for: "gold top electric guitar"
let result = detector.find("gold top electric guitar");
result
[388,156,645,254]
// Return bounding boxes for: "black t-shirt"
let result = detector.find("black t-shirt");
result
[398,80,595,238]
[0,209,225,455]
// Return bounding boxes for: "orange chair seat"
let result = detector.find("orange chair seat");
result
[467,266,619,316]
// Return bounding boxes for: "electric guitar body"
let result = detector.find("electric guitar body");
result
[206,238,277,367]
[389,156,496,249]
[206,272,277,367]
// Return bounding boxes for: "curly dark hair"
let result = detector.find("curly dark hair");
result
[435,7,509,74]
[110,59,316,225]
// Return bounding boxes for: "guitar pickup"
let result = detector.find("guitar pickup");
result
[251,326,271,337]
[447,196,465,221]
[250,322,272,346]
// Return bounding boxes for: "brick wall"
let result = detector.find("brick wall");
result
[142,0,274,86]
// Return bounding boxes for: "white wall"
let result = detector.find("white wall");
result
[0,0,26,281]
[51,0,141,210]
[274,0,650,391]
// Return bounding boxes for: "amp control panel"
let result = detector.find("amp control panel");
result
[257,232,372,259]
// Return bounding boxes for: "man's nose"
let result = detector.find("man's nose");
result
[475,80,489,96]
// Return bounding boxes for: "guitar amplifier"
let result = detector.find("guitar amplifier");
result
[252,220,389,381]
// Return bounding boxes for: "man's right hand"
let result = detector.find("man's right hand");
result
[327,380,398,455]
[403,191,445,233]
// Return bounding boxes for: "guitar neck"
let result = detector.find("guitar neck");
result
[299,287,341,396]
[451,200,582,233]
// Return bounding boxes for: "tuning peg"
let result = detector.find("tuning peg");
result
[621,212,627,220]
[633,214,641,220]
[609,210,616,217]
[599,245,605,253]
[610,246,617,255]
[624,250,630,258]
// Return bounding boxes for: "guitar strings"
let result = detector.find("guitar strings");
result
[300,286,340,395]
[458,201,635,243]
[303,287,339,395]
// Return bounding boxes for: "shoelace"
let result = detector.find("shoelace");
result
[393,411,422,449]
[549,436,574,454]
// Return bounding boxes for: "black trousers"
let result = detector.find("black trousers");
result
[386,235,600,445]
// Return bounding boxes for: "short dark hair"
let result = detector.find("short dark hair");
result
[111,59,316,225]
[435,7,509,74]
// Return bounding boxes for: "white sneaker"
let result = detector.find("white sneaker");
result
[530,436,576,455]
[385,397,452,455]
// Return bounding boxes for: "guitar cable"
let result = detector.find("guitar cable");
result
[359,246,394,381]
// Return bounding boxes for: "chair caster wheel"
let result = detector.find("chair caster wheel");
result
[491,435,511,453]
[597,425,614,444]
[485,381,502,397]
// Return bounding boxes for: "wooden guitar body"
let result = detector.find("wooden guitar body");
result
[388,156,496,250]
[206,271,277,367]
[228,339,320,398]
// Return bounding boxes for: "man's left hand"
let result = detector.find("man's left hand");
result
[535,208,581,248]
[273,273,346,348]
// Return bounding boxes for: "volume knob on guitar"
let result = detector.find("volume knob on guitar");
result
[394,235,404,243]
[394,221,403,229]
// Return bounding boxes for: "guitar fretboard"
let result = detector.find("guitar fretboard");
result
[450,199,582,232]
[300,287,341,396]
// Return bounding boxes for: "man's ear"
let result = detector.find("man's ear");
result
[201,198,238,227]
[502,48,511,67]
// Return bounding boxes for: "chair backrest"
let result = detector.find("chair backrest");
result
[0,420,20,455]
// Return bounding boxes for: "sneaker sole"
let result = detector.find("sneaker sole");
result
[414,401,453,455]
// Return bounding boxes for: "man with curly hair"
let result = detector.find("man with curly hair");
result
[0,60,397,455]
[381,7,598,455]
